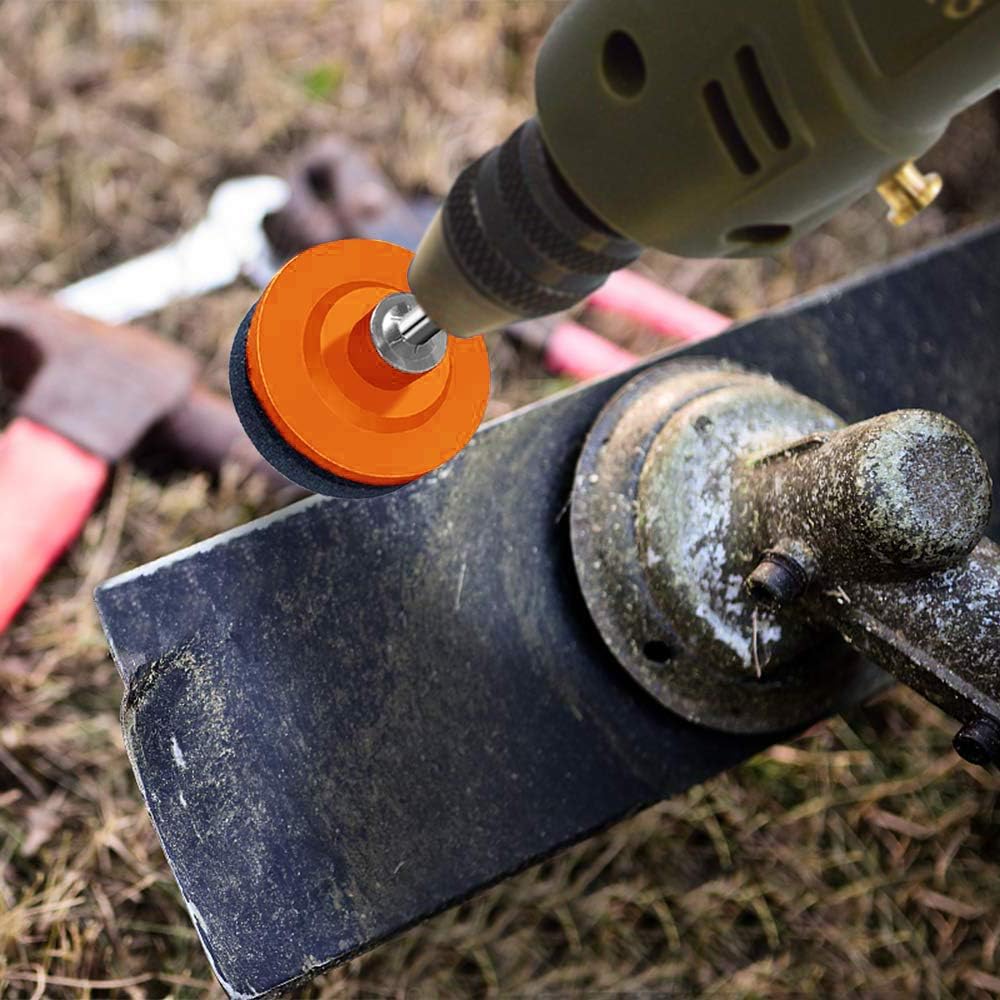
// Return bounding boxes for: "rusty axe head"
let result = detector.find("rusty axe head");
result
[0,294,197,462]
[262,137,432,260]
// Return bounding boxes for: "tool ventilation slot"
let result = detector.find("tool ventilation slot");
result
[728,223,791,246]
[736,45,791,151]
[703,80,760,176]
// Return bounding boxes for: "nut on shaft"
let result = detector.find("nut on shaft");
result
[741,407,1000,741]
[954,717,1000,768]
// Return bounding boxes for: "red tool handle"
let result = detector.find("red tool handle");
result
[0,418,107,632]
[545,320,638,380]
[542,270,729,381]
[588,269,730,342]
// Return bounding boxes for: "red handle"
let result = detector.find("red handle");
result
[545,320,638,380]
[587,269,730,343]
[0,418,107,632]
[542,270,730,382]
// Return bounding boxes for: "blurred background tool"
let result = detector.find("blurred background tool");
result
[505,274,731,380]
[261,137,440,262]
[53,176,289,324]
[0,296,291,632]
[51,140,437,324]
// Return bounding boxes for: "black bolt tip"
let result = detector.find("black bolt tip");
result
[746,553,808,606]
[954,717,1000,768]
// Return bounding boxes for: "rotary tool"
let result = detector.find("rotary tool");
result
[233,0,1000,497]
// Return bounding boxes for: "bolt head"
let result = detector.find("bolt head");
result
[954,717,1000,768]
[746,553,808,606]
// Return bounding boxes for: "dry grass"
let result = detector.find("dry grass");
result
[2,2,1000,997]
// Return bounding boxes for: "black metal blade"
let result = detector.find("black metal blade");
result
[97,223,1000,999]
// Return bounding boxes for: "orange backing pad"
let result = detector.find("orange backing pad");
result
[246,240,490,487]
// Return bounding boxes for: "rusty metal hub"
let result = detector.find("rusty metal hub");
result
[570,361,871,733]
[571,359,999,739]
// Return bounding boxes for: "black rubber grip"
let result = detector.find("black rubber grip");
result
[443,160,583,316]
[498,122,639,276]
[440,119,641,322]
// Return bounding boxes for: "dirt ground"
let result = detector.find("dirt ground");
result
[3,2,1000,997]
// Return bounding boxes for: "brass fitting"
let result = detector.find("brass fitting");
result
[877,161,944,227]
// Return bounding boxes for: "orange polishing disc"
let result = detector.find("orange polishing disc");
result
[246,240,490,487]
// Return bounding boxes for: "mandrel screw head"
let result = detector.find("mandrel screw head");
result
[746,552,809,606]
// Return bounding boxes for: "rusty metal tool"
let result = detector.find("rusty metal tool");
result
[0,295,289,632]
[96,222,1000,999]
[54,176,290,324]
[573,364,999,737]
[262,137,439,261]
[50,142,433,326]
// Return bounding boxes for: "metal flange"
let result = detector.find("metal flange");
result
[570,360,875,734]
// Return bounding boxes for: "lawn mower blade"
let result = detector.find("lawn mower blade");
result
[96,222,1000,999]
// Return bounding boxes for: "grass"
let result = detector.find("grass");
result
[2,1,1000,996]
